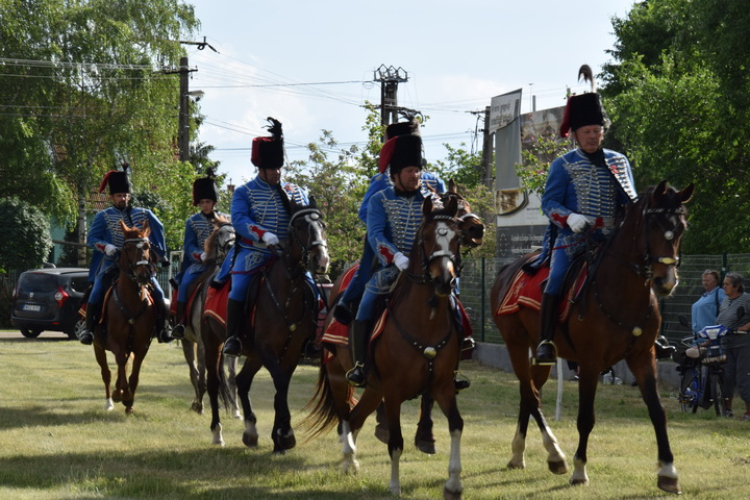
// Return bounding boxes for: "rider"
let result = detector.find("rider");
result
[171,171,228,339]
[222,118,311,357]
[333,118,445,326]
[78,166,173,345]
[347,132,443,387]
[533,85,674,365]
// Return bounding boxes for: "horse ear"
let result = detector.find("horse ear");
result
[141,219,151,238]
[308,195,317,209]
[678,183,695,204]
[422,196,433,216]
[655,180,668,196]
[119,220,130,233]
[448,179,457,194]
[446,196,458,216]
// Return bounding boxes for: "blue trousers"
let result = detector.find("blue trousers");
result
[340,236,374,307]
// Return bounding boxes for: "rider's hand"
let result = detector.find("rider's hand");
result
[104,244,117,257]
[393,252,409,271]
[262,232,279,246]
[567,213,589,233]
[200,251,208,262]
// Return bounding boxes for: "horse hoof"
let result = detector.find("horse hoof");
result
[548,459,569,475]
[374,425,389,445]
[242,432,258,448]
[443,486,462,500]
[233,410,242,420]
[658,475,682,494]
[125,407,134,415]
[190,402,203,414]
[506,460,525,470]
[569,477,589,486]
[104,399,114,411]
[416,440,436,455]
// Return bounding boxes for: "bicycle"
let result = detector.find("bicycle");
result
[675,318,729,416]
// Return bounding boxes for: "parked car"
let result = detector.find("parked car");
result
[10,267,89,339]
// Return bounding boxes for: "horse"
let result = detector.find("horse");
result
[92,220,158,415]
[176,215,241,417]
[490,180,694,494]
[203,198,329,451]
[306,196,465,498]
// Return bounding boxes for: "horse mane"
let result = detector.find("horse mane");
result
[204,214,231,256]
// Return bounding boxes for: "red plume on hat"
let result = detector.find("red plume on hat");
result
[99,163,132,194]
[251,117,285,169]
[379,135,423,175]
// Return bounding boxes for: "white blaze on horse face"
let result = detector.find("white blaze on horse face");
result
[305,214,329,273]
[435,221,457,254]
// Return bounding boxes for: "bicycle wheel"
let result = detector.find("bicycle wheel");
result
[710,372,726,417]
[678,368,700,413]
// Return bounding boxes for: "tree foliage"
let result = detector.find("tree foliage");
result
[0,197,53,271]
[602,0,750,253]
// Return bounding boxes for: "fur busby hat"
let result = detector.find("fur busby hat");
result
[559,64,610,138]
[99,164,132,194]
[251,117,285,169]
[378,134,424,175]
[192,168,219,205]
[385,118,420,140]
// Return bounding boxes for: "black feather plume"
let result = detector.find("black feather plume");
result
[578,64,595,92]
[265,117,283,141]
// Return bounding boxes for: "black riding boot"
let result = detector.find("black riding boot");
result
[78,302,102,345]
[152,294,174,343]
[333,298,355,326]
[535,293,561,365]
[171,301,187,339]
[346,320,372,387]
[222,298,246,357]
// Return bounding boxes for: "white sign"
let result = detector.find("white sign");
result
[489,89,522,132]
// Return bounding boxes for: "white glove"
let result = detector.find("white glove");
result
[261,232,279,246]
[200,251,208,262]
[104,244,117,257]
[393,252,410,271]
[567,213,589,233]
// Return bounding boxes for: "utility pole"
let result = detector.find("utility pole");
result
[481,106,493,189]
[373,65,408,140]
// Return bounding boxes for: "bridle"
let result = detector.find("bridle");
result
[405,214,461,286]
[285,207,327,274]
[119,237,152,285]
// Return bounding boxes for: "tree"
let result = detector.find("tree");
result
[0,197,53,272]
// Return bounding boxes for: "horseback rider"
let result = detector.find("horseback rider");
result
[171,170,229,339]
[78,165,174,345]
[222,118,313,357]
[333,118,445,327]
[533,73,675,365]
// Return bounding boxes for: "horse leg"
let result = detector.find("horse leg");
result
[93,345,114,411]
[224,355,242,419]
[432,388,464,500]
[415,393,436,454]
[124,351,146,414]
[205,325,227,446]
[570,367,599,486]
[530,363,567,474]
[345,385,384,475]
[627,354,681,494]
[236,354,262,448]
[182,339,203,414]
[382,396,405,497]
[115,351,131,413]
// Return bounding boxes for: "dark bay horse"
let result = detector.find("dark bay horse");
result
[177,216,240,417]
[306,197,465,498]
[93,221,157,415]
[490,180,694,494]
[203,199,329,451]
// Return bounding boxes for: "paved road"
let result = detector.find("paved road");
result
[0,329,73,341]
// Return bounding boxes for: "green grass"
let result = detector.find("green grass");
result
[0,332,748,499]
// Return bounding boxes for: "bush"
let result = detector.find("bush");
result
[0,197,53,272]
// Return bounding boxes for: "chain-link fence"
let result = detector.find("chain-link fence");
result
[458,253,750,346]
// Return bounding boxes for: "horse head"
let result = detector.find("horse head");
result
[287,197,329,275]
[444,179,484,248]
[118,220,152,286]
[633,180,695,297]
[418,196,461,297]
[204,214,235,264]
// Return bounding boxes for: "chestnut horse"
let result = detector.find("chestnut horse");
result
[177,216,240,417]
[203,199,329,451]
[306,197,465,498]
[92,221,157,414]
[490,180,694,494]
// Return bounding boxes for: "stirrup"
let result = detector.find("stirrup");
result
[171,323,185,339]
[534,340,557,366]
[79,329,94,345]
[346,363,367,387]
[223,336,243,357]
[454,371,471,391]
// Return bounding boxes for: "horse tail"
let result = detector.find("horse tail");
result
[299,353,351,441]
[215,353,232,413]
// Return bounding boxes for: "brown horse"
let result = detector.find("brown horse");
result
[203,199,329,451]
[177,216,240,417]
[490,180,694,494]
[92,220,157,415]
[306,197,465,498]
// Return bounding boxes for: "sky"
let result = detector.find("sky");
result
[184,0,637,187]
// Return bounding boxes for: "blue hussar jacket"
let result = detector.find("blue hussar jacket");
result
[366,187,430,267]
[541,148,636,258]
[230,176,308,274]
[87,205,167,281]
[358,171,446,224]
[176,211,230,282]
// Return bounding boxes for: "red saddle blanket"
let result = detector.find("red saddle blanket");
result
[203,281,231,326]
[494,265,586,321]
